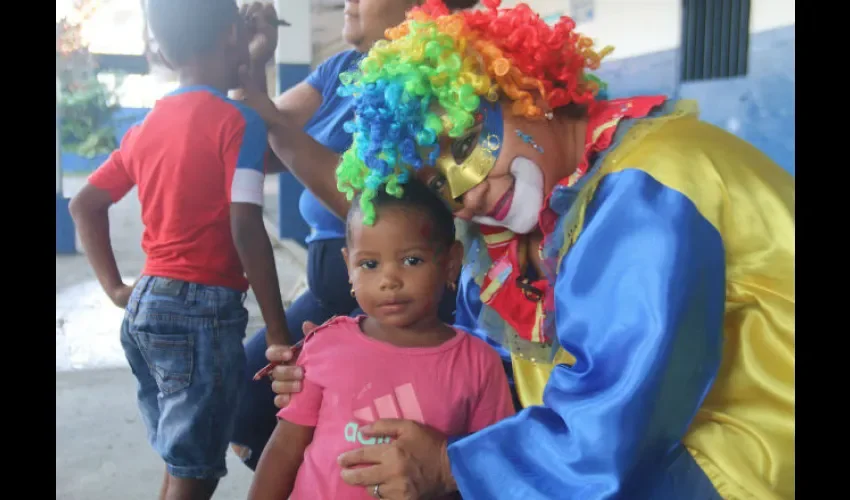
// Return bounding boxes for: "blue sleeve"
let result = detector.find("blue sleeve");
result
[227,103,268,205]
[304,61,328,94]
[304,50,350,96]
[234,105,268,171]
[446,169,727,499]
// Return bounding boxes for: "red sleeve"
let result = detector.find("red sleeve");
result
[87,146,135,203]
[275,332,323,427]
[466,345,516,433]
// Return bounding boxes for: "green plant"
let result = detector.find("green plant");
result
[59,76,123,158]
[57,0,124,159]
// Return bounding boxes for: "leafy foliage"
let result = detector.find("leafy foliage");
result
[59,77,124,158]
[57,0,123,159]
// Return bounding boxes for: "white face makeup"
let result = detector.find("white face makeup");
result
[471,156,544,235]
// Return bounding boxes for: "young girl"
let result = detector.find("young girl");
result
[247,180,515,499]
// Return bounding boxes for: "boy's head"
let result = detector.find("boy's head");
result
[343,180,463,328]
[146,0,248,87]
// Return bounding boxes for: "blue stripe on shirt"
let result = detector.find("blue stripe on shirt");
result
[228,100,268,173]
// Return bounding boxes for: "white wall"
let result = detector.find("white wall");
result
[273,0,313,65]
[64,0,145,56]
[521,0,794,60]
[751,0,795,33]
[513,0,681,61]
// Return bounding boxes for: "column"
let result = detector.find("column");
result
[274,0,312,244]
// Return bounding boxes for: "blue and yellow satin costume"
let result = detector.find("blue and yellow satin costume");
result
[446,100,795,499]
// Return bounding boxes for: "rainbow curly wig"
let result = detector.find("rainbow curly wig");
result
[336,0,614,224]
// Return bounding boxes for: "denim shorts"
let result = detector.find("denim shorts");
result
[120,276,248,480]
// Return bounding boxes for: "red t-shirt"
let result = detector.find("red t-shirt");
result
[88,85,268,292]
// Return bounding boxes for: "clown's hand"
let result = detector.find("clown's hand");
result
[337,419,458,500]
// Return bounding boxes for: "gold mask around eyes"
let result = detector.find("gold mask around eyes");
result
[428,100,504,209]
[434,136,501,198]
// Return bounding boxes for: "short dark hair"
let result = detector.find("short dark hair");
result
[145,0,239,67]
[347,180,456,250]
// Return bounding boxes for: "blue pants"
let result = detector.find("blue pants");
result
[121,276,248,479]
[230,237,457,469]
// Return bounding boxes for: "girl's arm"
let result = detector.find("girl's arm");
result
[249,330,325,499]
[248,419,315,500]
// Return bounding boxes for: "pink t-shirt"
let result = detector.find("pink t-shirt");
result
[277,316,515,499]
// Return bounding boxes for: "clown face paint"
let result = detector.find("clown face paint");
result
[470,156,544,235]
[426,100,504,211]
[424,99,543,234]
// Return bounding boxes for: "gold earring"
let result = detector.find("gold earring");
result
[447,281,457,292]
[350,288,355,297]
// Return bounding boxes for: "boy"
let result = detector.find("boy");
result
[69,1,291,499]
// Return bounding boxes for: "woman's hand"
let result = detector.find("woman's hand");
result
[337,419,457,500]
[233,2,281,128]
[267,321,320,408]
[240,1,278,66]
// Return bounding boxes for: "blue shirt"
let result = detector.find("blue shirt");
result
[298,49,364,243]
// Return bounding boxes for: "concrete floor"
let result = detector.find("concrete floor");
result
[56,368,255,500]
[56,174,307,499]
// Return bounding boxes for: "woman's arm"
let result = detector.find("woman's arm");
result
[261,82,323,175]
[265,116,352,219]
[238,58,352,219]
[247,420,315,500]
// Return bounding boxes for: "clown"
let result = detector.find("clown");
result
[243,0,795,498]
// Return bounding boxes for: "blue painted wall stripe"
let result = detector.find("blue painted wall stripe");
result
[277,64,312,96]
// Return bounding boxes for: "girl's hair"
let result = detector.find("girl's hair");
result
[346,179,456,250]
[335,0,613,223]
